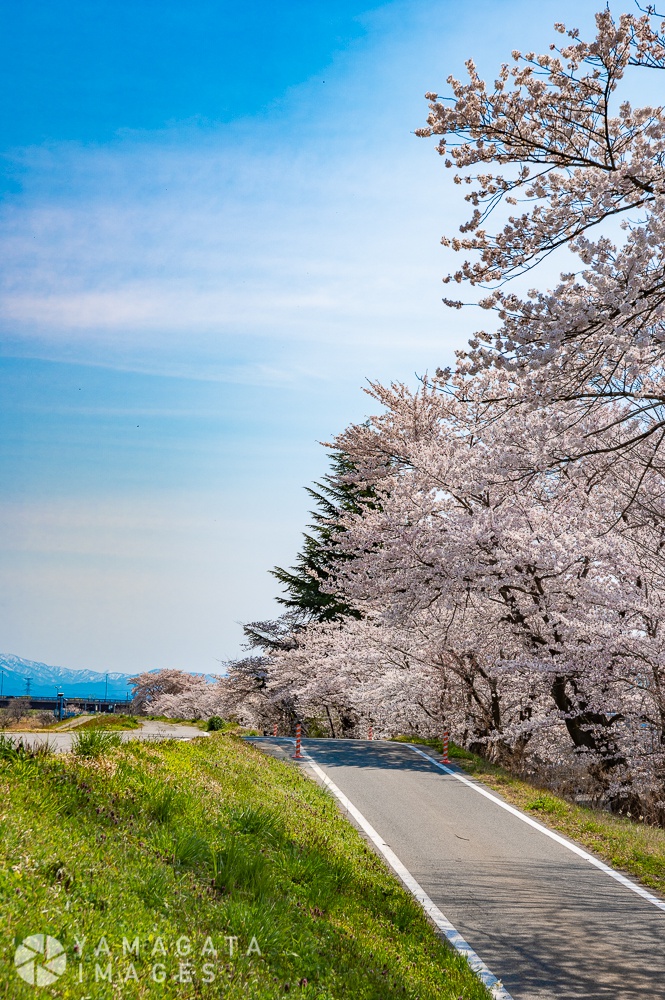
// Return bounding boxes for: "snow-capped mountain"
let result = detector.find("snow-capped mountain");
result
[0,654,135,700]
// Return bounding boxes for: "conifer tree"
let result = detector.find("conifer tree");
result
[243,450,367,652]
[271,450,365,623]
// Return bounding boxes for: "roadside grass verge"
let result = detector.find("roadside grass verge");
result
[392,735,665,898]
[2,714,138,733]
[0,733,490,1000]
[71,730,123,758]
[75,714,140,732]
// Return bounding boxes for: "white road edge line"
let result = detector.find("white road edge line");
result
[289,739,514,1000]
[407,744,665,915]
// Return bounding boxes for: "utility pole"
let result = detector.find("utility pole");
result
[25,677,31,698]
[105,672,109,701]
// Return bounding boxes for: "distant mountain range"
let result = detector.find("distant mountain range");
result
[0,654,135,701]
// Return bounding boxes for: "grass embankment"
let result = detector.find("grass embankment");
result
[0,733,489,1000]
[74,714,140,731]
[393,735,665,898]
[2,714,139,733]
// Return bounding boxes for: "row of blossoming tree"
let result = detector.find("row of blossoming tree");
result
[135,10,665,818]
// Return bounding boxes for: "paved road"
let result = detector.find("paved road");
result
[7,720,206,752]
[248,737,665,1000]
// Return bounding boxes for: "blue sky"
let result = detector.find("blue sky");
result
[0,0,602,674]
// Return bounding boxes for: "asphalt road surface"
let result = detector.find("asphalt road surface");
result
[7,720,205,752]
[247,737,665,1000]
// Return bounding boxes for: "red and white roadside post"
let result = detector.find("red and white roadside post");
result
[442,731,450,764]
[273,723,278,737]
[368,725,374,741]
[293,723,303,759]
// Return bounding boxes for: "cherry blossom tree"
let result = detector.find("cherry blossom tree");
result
[229,8,665,819]
[417,9,665,478]
[130,669,225,720]
[286,377,664,788]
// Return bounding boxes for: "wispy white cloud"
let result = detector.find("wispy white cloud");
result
[2,0,603,385]
[0,147,453,362]
[0,3,474,378]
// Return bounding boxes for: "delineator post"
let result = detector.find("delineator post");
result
[442,732,450,764]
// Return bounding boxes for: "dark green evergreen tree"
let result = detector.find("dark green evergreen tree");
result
[271,450,368,622]
[243,450,371,650]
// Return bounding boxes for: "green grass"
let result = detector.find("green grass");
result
[393,735,665,898]
[0,734,53,762]
[71,730,123,758]
[0,733,490,1000]
[74,714,140,732]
